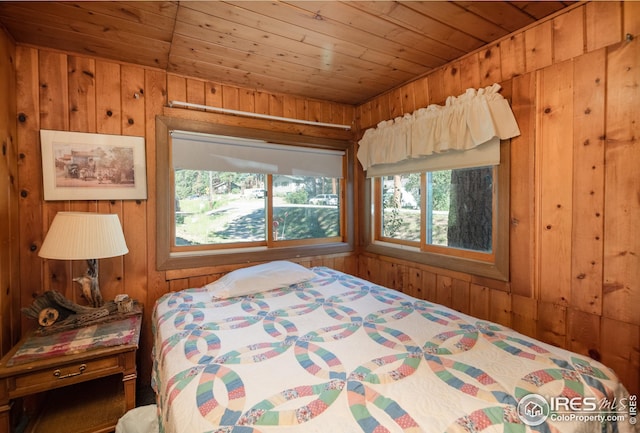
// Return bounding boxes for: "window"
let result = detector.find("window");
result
[174,171,341,246]
[156,116,353,270]
[365,141,509,281]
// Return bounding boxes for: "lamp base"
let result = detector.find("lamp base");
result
[72,258,104,308]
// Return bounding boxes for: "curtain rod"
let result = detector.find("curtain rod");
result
[168,100,352,130]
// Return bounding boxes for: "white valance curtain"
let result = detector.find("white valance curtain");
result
[357,83,521,177]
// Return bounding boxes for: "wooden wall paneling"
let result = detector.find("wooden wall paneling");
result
[0,29,17,353]
[269,93,284,118]
[42,203,71,296]
[122,65,146,137]
[187,275,208,289]
[95,62,125,304]
[205,81,223,107]
[121,65,148,309]
[488,289,511,327]
[356,101,372,131]
[567,308,600,359]
[536,301,566,348]
[95,61,121,135]
[39,51,72,298]
[427,68,446,105]
[450,279,470,315]
[396,262,408,294]
[392,263,409,292]
[307,99,323,123]
[255,91,269,115]
[509,73,536,298]
[186,78,205,106]
[321,257,336,268]
[478,44,501,88]
[0,37,7,351]
[167,74,187,103]
[67,57,99,301]
[68,56,96,133]
[585,1,622,53]
[404,267,423,300]
[345,255,358,276]
[39,51,69,131]
[441,62,462,101]
[239,88,256,114]
[421,269,437,303]
[168,277,190,293]
[16,46,42,333]
[321,101,334,125]
[511,294,537,338]
[0,146,9,350]
[296,258,313,268]
[364,255,382,285]
[295,97,307,122]
[362,97,382,125]
[458,52,480,91]
[525,20,553,73]
[470,274,509,293]
[435,275,453,308]
[340,256,354,274]
[603,37,640,326]
[398,82,415,115]
[69,200,98,305]
[536,60,574,307]
[368,97,381,127]
[601,317,640,396]
[356,254,369,281]
[331,256,344,273]
[468,283,490,321]
[387,87,403,119]
[96,201,125,302]
[336,104,354,128]
[222,82,240,110]
[500,33,526,80]
[7,128,19,345]
[379,260,397,290]
[552,6,584,63]
[282,95,297,121]
[141,68,168,386]
[624,1,640,37]
[410,77,429,113]
[570,49,605,316]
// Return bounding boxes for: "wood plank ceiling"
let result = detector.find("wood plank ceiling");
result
[0,1,575,105]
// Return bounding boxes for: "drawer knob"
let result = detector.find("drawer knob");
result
[53,364,87,379]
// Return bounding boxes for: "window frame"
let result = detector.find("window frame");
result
[363,140,510,281]
[156,115,354,271]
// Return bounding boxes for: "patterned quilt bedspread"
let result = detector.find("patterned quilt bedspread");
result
[152,266,635,433]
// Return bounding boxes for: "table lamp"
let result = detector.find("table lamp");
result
[38,212,129,308]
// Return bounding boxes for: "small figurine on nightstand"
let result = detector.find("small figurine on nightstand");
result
[115,294,134,313]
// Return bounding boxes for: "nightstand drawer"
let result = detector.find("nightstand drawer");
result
[11,355,122,397]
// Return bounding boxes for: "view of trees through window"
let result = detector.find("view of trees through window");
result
[174,170,340,246]
[380,166,493,253]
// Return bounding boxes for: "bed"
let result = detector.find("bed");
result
[152,261,635,433]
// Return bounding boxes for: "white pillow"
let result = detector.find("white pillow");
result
[204,261,316,299]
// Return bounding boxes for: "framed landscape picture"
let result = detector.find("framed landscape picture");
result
[40,129,147,201]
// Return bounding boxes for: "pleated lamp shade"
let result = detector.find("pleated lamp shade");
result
[39,212,129,260]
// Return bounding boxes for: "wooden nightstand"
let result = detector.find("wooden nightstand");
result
[0,314,142,433]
